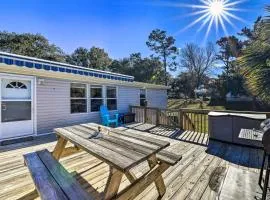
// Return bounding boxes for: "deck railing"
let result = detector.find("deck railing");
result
[130,106,270,134]
[130,106,210,133]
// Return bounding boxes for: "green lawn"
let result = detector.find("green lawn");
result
[167,99,226,133]
[168,99,225,110]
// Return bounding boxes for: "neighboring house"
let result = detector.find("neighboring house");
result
[0,52,168,141]
[194,85,208,97]
[226,92,253,102]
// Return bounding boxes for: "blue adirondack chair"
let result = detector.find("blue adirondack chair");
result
[100,105,119,127]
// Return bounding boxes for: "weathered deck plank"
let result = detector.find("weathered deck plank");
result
[0,123,265,200]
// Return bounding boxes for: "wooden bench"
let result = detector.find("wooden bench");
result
[157,150,182,166]
[24,149,93,200]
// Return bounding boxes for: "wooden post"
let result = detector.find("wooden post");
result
[144,106,147,123]
[179,110,183,130]
[156,109,160,126]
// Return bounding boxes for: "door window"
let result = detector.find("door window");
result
[1,101,31,122]
[2,79,31,99]
[1,79,32,123]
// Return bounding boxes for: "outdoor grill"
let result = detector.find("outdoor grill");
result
[259,119,270,200]
[262,123,270,153]
[261,118,270,130]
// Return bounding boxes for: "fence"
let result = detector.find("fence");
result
[130,106,210,133]
[130,106,270,134]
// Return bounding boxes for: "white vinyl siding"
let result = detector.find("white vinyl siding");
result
[36,79,98,134]
[36,78,167,135]
[146,89,167,109]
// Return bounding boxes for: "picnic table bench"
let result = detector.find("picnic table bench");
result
[24,149,93,200]
[24,123,182,200]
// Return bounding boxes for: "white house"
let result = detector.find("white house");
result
[0,52,168,142]
[226,92,253,102]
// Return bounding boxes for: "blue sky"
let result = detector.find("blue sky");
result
[0,0,268,60]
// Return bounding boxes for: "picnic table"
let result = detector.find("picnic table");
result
[51,122,181,199]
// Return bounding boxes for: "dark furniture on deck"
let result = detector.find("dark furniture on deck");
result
[238,119,270,200]
[209,111,266,147]
[119,112,135,124]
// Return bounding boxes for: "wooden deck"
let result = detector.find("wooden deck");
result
[0,123,267,200]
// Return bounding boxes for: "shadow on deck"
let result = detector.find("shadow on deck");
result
[0,122,267,200]
[124,122,209,146]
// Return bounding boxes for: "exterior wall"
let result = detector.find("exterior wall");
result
[147,89,167,109]
[118,86,140,113]
[36,78,96,134]
[36,78,142,135]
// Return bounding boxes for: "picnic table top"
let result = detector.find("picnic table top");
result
[54,123,170,172]
[238,128,263,142]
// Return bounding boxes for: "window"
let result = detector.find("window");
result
[140,89,146,106]
[6,81,27,89]
[2,101,31,122]
[106,86,117,110]
[70,83,87,113]
[90,85,103,112]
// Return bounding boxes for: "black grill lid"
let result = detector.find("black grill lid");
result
[261,118,270,130]
[262,123,270,153]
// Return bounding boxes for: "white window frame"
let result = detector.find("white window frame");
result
[140,88,147,106]
[105,86,118,111]
[70,83,88,114]
[90,85,104,112]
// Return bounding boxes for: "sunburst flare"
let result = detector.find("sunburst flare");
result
[172,0,247,40]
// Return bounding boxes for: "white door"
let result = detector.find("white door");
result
[0,77,34,140]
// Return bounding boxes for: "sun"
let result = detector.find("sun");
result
[209,1,224,17]
[166,0,246,41]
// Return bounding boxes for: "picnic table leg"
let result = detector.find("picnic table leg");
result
[115,162,169,200]
[52,136,68,160]
[125,170,137,183]
[147,155,166,197]
[104,167,123,200]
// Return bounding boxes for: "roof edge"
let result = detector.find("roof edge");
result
[0,51,134,79]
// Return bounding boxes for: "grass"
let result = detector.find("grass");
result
[168,99,225,110]
[167,99,225,133]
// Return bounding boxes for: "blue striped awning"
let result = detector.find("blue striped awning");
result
[0,52,134,82]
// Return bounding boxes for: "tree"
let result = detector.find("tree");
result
[108,53,165,84]
[238,6,270,102]
[0,31,66,62]
[238,17,264,44]
[216,36,243,76]
[179,43,216,94]
[66,47,90,67]
[67,46,111,70]
[88,47,112,70]
[169,72,193,98]
[146,29,178,86]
